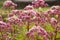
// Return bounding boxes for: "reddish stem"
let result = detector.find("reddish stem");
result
[27,22,29,31]
[58,14,60,22]
[54,26,58,40]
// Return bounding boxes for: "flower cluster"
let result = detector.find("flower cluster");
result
[44,6,60,22]
[7,16,23,26]
[0,20,13,40]
[24,5,34,10]
[1,0,60,40]
[44,6,60,16]
[3,0,17,9]
[5,6,60,40]
[26,26,49,40]
[32,0,48,8]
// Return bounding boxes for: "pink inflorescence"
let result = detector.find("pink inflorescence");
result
[3,0,17,9]
[7,16,23,26]
[26,26,49,40]
[44,6,60,15]
[0,21,12,32]
[1,0,60,39]
[50,18,57,24]
[32,0,48,8]
[24,5,34,10]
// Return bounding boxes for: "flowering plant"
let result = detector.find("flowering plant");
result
[0,0,60,40]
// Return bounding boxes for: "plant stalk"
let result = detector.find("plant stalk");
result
[54,26,58,40]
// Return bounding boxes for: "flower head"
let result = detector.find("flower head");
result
[3,0,17,9]
[32,0,48,8]
[50,18,58,25]
[24,5,34,10]
[26,26,48,40]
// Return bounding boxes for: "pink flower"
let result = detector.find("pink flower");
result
[22,10,36,17]
[8,13,14,17]
[44,3,48,6]
[50,18,58,24]
[37,26,47,35]
[11,10,23,16]
[3,1,12,7]
[3,0,17,9]
[0,21,7,25]
[1,34,7,40]
[26,25,48,40]
[6,23,13,32]
[12,10,19,14]
[43,35,49,40]
[10,6,15,9]
[49,6,60,15]
[32,0,48,8]
[0,21,12,32]
[44,11,49,17]
[51,6,60,10]
[50,10,55,14]
[12,3,17,7]
[26,32,31,37]
[24,5,34,10]
[7,17,15,24]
